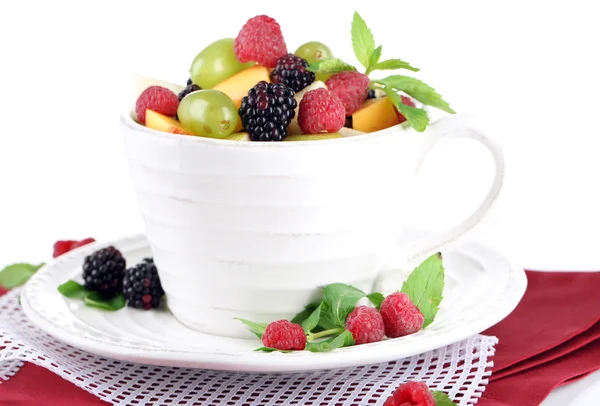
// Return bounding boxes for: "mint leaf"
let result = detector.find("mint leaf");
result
[254,347,292,353]
[306,330,355,352]
[235,318,267,339]
[351,12,376,69]
[319,283,366,329]
[432,391,458,405]
[384,88,430,132]
[307,58,356,74]
[401,252,445,327]
[291,302,320,325]
[366,45,383,73]
[371,58,419,73]
[0,263,44,289]
[366,292,385,310]
[57,280,91,299]
[83,292,126,311]
[302,303,322,333]
[376,75,455,114]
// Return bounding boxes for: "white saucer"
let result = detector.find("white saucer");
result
[21,234,526,373]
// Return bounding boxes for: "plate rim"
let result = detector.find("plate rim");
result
[21,234,526,373]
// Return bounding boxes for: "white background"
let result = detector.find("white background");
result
[1,0,599,404]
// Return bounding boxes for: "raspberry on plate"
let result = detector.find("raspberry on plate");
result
[270,54,315,93]
[234,15,287,68]
[135,86,179,124]
[345,306,385,345]
[395,95,416,124]
[383,381,435,406]
[380,292,425,338]
[239,81,297,141]
[123,258,164,310]
[262,320,306,351]
[325,71,370,116]
[298,88,345,134]
[53,238,96,258]
[82,246,126,296]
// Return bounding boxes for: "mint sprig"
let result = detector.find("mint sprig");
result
[370,59,419,73]
[401,253,445,328]
[237,253,446,353]
[307,58,357,75]
[384,88,430,132]
[0,263,45,289]
[375,76,455,114]
[57,279,126,311]
[432,390,459,405]
[351,11,375,70]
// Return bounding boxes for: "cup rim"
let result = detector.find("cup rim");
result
[120,111,413,148]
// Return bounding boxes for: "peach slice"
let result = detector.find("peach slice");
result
[145,109,193,135]
[352,97,400,133]
[213,65,271,110]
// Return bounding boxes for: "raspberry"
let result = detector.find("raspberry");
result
[270,54,315,92]
[380,292,424,338]
[325,71,370,116]
[178,83,201,102]
[345,306,385,345]
[383,382,435,406]
[395,96,416,124]
[82,246,126,296]
[53,238,96,258]
[123,258,164,310]
[234,15,287,68]
[262,320,306,351]
[239,81,297,141]
[135,86,179,124]
[298,88,345,134]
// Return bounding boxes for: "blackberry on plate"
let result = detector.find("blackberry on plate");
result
[123,258,164,310]
[238,81,297,141]
[178,83,202,102]
[82,246,126,296]
[270,53,315,93]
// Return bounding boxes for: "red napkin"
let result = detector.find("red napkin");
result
[478,270,600,406]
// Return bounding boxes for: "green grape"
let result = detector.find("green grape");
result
[190,38,254,89]
[294,41,334,83]
[177,90,239,139]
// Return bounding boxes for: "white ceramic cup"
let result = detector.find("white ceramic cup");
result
[120,113,504,338]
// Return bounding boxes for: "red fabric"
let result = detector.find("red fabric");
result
[479,270,600,405]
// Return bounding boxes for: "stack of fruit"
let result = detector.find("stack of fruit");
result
[135,12,453,142]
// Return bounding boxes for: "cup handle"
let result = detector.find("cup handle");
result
[379,114,505,280]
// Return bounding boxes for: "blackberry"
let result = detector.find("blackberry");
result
[367,89,376,99]
[82,246,126,295]
[123,258,164,310]
[178,83,201,102]
[186,78,193,86]
[239,81,297,141]
[270,54,315,93]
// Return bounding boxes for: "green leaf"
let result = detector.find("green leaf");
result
[83,292,126,311]
[432,390,458,405]
[0,263,44,289]
[319,283,366,329]
[235,318,267,339]
[366,292,385,310]
[306,330,355,352]
[384,88,430,132]
[371,58,419,73]
[57,280,91,299]
[291,302,320,325]
[351,11,376,69]
[366,45,383,73]
[301,303,322,333]
[401,252,445,328]
[254,347,292,353]
[376,75,455,113]
[307,58,357,74]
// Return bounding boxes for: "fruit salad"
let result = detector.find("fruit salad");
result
[134,12,454,142]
